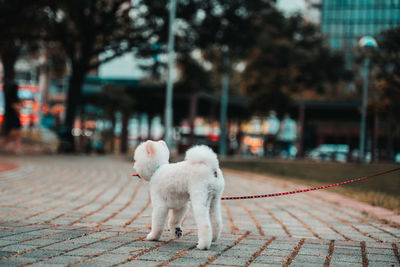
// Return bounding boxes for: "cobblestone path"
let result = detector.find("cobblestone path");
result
[0,156,399,266]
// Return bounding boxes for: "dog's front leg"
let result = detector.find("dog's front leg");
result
[192,198,212,250]
[146,206,168,241]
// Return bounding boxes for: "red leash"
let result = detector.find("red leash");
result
[221,166,400,200]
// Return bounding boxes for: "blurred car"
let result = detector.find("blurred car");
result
[308,144,349,162]
[395,153,400,163]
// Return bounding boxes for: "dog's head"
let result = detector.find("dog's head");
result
[133,140,169,181]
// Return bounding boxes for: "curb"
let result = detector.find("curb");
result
[222,168,400,227]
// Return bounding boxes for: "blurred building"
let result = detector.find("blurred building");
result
[321,0,400,82]
[321,0,400,50]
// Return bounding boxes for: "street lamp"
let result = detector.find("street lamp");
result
[358,36,378,162]
[164,0,177,148]
[219,45,229,156]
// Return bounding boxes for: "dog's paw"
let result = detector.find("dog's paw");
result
[174,227,183,238]
[196,242,210,250]
[196,239,211,250]
[146,233,159,241]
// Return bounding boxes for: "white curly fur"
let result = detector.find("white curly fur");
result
[185,145,219,170]
[133,140,224,250]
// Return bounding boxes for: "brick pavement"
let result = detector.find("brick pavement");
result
[0,155,399,266]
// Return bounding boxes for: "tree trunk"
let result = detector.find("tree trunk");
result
[110,113,116,153]
[59,69,85,152]
[120,112,129,154]
[189,93,198,146]
[386,108,394,161]
[1,45,19,136]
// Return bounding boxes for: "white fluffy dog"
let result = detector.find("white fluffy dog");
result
[132,140,224,250]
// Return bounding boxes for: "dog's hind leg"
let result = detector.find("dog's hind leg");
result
[168,204,189,238]
[210,195,222,242]
[146,205,168,241]
[191,197,212,250]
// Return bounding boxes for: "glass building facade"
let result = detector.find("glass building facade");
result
[321,0,400,50]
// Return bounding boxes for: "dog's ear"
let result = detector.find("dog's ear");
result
[145,142,155,157]
[158,140,167,147]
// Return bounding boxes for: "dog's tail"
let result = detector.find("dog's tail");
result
[185,145,219,170]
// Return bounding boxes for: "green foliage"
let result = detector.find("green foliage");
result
[373,26,400,119]
[175,53,212,93]
[370,26,400,155]
[241,11,346,114]
[141,0,275,89]
[0,0,50,82]
[47,0,150,70]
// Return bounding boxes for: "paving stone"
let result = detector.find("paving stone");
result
[367,253,398,262]
[0,239,17,248]
[261,248,292,256]
[297,247,329,256]
[136,251,173,261]
[248,264,282,267]
[21,249,63,258]
[86,241,121,249]
[0,243,38,252]
[212,256,251,266]
[0,251,14,258]
[291,254,326,264]
[73,260,112,267]
[366,247,398,255]
[170,256,209,265]
[330,253,363,263]
[22,238,60,247]
[38,255,85,265]
[369,260,399,266]
[0,256,38,265]
[95,253,132,263]
[64,248,108,256]
[253,255,287,264]
[329,259,363,266]
[119,259,159,267]
[43,241,83,251]
[29,263,65,267]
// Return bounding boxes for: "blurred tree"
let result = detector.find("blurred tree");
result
[372,26,400,159]
[0,0,49,135]
[141,0,274,87]
[195,0,274,70]
[241,11,346,114]
[46,0,152,151]
[175,53,212,93]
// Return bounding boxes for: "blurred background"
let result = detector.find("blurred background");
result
[0,0,400,164]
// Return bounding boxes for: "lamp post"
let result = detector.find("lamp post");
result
[219,46,229,156]
[164,0,177,147]
[358,36,377,162]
